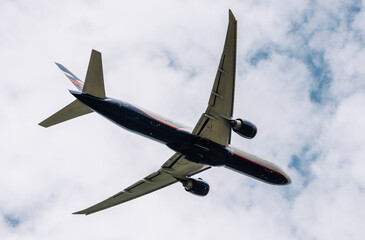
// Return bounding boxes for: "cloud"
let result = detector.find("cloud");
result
[1,0,365,239]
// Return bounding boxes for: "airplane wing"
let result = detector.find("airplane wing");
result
[74,154,209,215]
[193,10,237,145]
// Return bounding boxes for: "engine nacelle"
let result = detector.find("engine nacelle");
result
[230,118,257,139]
[182,178,210,196]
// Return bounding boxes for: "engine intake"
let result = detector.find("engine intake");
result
[182,178,210,196]
[230,118,257,139]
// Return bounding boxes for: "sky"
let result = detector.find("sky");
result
[1,0,365,239]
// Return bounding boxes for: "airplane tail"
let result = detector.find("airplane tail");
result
[39,50,106,128]
[55,62,85,92]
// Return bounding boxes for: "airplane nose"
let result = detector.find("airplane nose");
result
[283,173,292,185]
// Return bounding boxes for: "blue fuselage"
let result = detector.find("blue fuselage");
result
[71,91,290,185]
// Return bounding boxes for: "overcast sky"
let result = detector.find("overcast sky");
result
[1,0,365,239]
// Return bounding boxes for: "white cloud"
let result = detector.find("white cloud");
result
[1,0,365,239]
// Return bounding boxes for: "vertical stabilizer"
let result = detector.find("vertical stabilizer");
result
[55,62,84,91]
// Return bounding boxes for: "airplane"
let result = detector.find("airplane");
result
[39,10,291,215]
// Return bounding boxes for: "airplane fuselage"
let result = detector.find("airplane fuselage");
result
[72,91,290,185]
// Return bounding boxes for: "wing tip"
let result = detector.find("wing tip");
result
[72,210,88,215]
[228,9,236,21]
[54,62,65,70]
[91,49,101,54]
[38,122,47,128]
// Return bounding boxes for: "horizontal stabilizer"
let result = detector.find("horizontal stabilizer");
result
[39,100,93,128]
[55,63,84,91]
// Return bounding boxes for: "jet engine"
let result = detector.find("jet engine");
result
[229,118,257,139]
[182,178,210,196]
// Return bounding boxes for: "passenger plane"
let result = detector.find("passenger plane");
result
[40,10,291,215]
